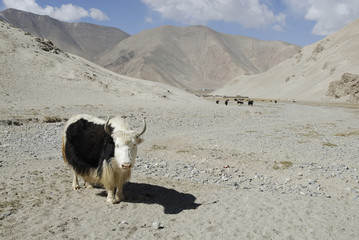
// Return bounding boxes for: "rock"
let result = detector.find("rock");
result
[152,222,163,229]
[326,73,359,103]
[0,211,12,220]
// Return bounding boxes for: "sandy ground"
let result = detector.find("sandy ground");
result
[1,100,358,240]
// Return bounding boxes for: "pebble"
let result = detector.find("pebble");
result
[152,222,161,229]
[0,211,12,220]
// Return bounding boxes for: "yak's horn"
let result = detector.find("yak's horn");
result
[104,117,111,135]
[138,118,146,136]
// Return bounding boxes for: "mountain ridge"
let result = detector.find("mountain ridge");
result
[1,8,300,91]
[214,18,359,103]
[0,8,130,62]
[99,24,300,90]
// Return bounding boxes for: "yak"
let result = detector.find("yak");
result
[62,114,146,204]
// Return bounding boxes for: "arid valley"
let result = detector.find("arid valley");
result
[1,9,359,240]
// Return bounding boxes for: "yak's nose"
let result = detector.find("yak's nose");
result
[121,163,132,169]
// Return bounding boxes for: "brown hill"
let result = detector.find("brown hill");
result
[215,19,359,103]
[99,25,300,90]
[0,8,130,63]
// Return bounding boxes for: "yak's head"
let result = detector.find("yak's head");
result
[104,117,146,169]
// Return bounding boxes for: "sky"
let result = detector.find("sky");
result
[1,0,359,46]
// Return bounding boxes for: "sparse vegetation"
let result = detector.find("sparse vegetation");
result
[245,130,257,133]
[272,164,280,170]
[322,142,337,147]
[176,149,190,154]
[0,199,20,209]
[334,131,359,137]
[273,161,293,170]
[299,130,322,138]
[280,161,293,168]
[151,144,167,150]
[43,116,62,123]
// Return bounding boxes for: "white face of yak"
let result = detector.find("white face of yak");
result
[113,132,143,169]
[104,117,146,169]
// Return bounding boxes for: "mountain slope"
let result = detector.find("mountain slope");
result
[215,18,359,103]
[99,25,300,90]
[0,19,205,119]
[1,8,300,91]
[0,8,130,63]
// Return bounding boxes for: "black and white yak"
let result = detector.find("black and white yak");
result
[62,114,146,204]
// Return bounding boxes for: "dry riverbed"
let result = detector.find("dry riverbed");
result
[1,101,358,239]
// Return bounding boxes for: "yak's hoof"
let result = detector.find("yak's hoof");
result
[106,197,117,204]
[72,185,80,190]
[85,183,94,189]
[115,195,124,203]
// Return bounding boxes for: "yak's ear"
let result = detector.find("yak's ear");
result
[135,136,144,145]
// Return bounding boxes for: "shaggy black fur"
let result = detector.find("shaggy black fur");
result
[64,118,114,177]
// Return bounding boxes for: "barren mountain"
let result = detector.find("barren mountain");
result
[0,8,130,63]
[0,19,203,119]
[0,8,300,91]
[99,25,300,90]
[215,18,359,103]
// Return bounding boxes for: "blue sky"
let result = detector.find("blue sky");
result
[1,0,359,46]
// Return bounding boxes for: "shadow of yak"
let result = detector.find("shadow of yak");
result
[125,182,201,214]
[96,182,201,214]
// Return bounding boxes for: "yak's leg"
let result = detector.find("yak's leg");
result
[72,171,80,190]
[106,188,116,204]
[115,184,124,203]
[84,182,94,189]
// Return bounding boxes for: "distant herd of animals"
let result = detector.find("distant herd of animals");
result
[216,99,254,106]
[215,99,278,106]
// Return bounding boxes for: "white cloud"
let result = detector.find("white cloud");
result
[284,0,359,35]
[50,4,89,22]
[90,8,109,21]
[2,0,109,22]
[142,0,286,31]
